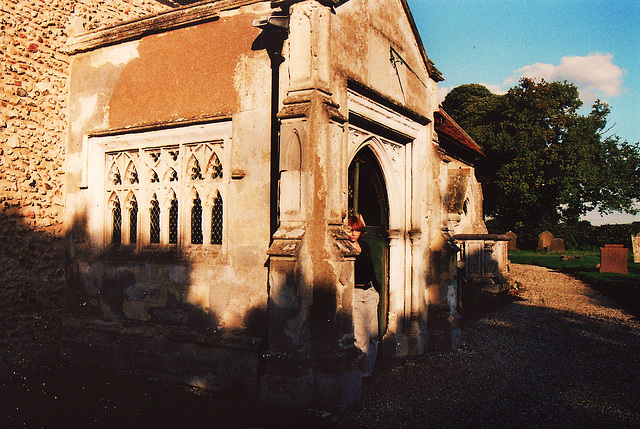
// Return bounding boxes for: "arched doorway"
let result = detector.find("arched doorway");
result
[348,145,390,336]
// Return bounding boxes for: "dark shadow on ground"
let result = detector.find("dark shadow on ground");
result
[0,363,336,429]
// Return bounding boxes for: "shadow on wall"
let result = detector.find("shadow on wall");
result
[0,212,66,372]
[456,240,512,318]
[62,213,268,393]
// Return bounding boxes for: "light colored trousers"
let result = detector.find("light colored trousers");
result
[353,287,379,376]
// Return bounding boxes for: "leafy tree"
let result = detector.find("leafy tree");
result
[442,79,640,247]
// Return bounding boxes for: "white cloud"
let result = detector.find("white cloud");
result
[438,85,450,103]
[504,53,625,104]
[484,84,507,95]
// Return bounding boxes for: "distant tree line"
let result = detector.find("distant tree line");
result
[488,219,640,250]
[442,78,640,247]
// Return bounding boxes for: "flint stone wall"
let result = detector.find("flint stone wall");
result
[0,0,169,369]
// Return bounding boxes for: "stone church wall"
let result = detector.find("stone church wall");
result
[0,0,169,369]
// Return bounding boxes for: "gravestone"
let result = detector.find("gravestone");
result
[505,231,517,250]
[600,244,628,275]
[632,234,640,264]
[549,238,565,253]
[538,231,554,251]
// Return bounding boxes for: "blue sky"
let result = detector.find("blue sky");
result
[407,0,640,224]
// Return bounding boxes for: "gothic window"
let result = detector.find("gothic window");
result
[211,191,223,245]
[101,125,228,251]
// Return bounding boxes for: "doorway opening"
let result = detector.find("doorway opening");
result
[348,145,390,336]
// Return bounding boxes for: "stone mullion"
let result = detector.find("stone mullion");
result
[202,190,213,247]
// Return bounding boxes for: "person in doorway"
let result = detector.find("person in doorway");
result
[348,215,380,377]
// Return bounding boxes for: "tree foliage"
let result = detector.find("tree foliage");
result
[442,79,640,245]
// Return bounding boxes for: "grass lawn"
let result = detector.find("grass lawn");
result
[509,249,640,317]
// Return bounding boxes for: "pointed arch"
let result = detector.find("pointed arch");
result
[281,128,302,172]
[124,158,139,185]
[108,161,122,186]
[348,144,389,231]
[188,154,204,181]
[149,169,160,183]
[207,152,223,179]
[165,167,179,183]
[348,143,392,336]
[349,136,403,229]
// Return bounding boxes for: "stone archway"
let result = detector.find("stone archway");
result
[348,145,390,337]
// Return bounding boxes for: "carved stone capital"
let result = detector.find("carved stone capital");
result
[268,225,305,258]
[330,225,359,257]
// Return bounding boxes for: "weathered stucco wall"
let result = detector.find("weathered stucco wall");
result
[64,2,274,389]
[0,0,169,369]
[331,0,437,118]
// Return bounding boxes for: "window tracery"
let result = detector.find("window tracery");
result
[105,140,225,250]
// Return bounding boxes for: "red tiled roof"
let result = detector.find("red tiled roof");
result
[434,109,485,157]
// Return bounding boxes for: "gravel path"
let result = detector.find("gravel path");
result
[336,263,640,429]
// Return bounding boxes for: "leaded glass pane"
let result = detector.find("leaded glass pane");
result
[150,198,160,243]
[211,192,223,245]
[129,200,138,244]
[169,198,178,244]
[191,196,203,244]
[112,200,122,244]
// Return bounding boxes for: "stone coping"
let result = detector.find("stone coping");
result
[65,0,262,54]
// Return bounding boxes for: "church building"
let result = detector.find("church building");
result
[63,0,487,410]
